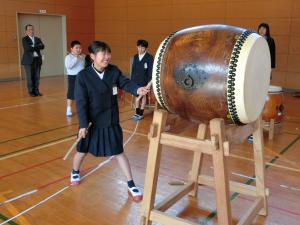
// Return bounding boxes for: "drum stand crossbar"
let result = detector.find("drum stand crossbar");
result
[140,110,268,225]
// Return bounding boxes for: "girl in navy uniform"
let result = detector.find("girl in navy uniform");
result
[131,40,154,120]
[258,23,276,71]
[71,41,148,202]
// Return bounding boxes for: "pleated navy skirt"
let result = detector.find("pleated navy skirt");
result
[76,124,124,157]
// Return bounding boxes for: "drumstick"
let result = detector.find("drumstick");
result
[63,123,92,160]
[168,181,185,185]
[136,81,152,102]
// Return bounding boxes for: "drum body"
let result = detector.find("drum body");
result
[262,86,284,123]
[153,24,271,125]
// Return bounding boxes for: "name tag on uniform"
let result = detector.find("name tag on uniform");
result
[144,62,148,69]
[113,86,118,95]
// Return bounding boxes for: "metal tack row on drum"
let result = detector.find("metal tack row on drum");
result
[152,24,271,125]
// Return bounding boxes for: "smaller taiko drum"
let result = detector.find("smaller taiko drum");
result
[262,85,284,124]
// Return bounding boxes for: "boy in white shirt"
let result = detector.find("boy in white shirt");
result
[65,40,85,116]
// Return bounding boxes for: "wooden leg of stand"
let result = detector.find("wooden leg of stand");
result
[189,124,207,197]
[140,110,167,225]
[268,119,275,141]
[253,118,268,216]
[210,118,232,225]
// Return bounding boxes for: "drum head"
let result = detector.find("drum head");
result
[228,32,271,124]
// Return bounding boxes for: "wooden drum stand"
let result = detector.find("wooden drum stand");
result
[140,110,268,225]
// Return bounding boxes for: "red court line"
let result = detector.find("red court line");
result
[37,163,101,190]
[131,162,300,219]
[38,174,70,190]
[0,156,62,180]
[0,116,135,181]
[0,162,107,208]
[2,154,299,220]
[238,195,300,218]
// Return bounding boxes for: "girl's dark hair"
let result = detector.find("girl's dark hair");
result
[88,41,111,54]
[137,39,148,48]
[71,40,81,48]
[258,23,270,36]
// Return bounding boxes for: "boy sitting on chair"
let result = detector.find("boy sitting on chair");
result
[131,39,154,120]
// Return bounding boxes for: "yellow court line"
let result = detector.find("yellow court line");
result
[229,154,300,174]
[0,136,76,161]
[2,126,299,175]
[123,129,300,174]
[264,146,300,169]
[232,147,300,170]
[0,128,145,162]
[0,191,32,225]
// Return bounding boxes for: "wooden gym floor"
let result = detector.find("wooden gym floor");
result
[0,76,299,225]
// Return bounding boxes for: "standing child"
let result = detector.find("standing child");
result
[65,40,85,117]
[71,41,148,202]
[131,39,154,120]
[258,23,276,71]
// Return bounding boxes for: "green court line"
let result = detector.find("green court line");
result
[0,123,78,145]
[0,214,19,225]
[200,135,300,225]
[0,107,133,145]
[0,109,136,224]
[283,131,300,136]
[0,134,76,158]
[0,116,134,159]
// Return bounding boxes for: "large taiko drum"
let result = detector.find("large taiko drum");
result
[152,24,271,125]
[262,85,284,124]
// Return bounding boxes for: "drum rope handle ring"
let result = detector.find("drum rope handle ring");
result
[227,30,253,125]
[155,32,176,111]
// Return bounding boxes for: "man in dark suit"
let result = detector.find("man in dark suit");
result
[21,24,45,97]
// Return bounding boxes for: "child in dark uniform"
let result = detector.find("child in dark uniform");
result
[71,41,148,202]
[131,40,154,120]
[258,23,276,71]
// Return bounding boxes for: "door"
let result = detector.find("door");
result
[18,13,66,78]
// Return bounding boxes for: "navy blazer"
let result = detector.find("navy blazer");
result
[265,36,276,68]
[21,36,45,65]
[75,64,139,128]
[131,52,154,86]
